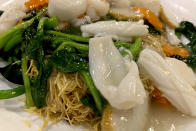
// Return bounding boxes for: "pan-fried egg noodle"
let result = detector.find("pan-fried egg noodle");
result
[0,0,196,131]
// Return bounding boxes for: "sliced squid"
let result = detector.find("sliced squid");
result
[130,0,161,16]
[138,49,196,116]
[81,20,148,41]
[89,37,146,110]
[101,94,149,131]
[0,0,27,34]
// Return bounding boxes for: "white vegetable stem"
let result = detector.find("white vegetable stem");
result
[89,37,146,110]
[138,49,196,116]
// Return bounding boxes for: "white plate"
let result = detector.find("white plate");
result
[0,0,196,131]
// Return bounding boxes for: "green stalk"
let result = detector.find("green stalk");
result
[21,54,34,108]
[80,70,105,113]
[0,7,48,51]
[46,30,89,43]
[0,86,25,99]
[55,41,89,52]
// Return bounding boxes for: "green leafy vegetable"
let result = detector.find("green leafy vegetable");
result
[115,37,142,60]
[0,62,23,85]
[176,21,196,69]
[0,7,48,51]
[63,26,82,35]
[80,70,106,114]
[0,86,25,100]
[50,50,88,73]
[46,30,89,43]
[21,54,34,108]
[81,94,101,116]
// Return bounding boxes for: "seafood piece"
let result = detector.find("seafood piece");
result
[160,0,196,25]
[160,6,179,28]
[89,37,146,110]
[48,0,87,22]
[81,20,148,41]
[86,0,109,20]
[0,0,27,34]
[102,95,149,131]
[109,7,144,21]
[165,26,180,45]
[130,0,161,16]
[138,49,196,116]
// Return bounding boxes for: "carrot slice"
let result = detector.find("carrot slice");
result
[25,0,48,10]
[17,20,24,25]
[151,87,170,105]
[133,7,163,30]
[162,44,189,58]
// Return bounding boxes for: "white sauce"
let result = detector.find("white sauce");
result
[147,103,196,131]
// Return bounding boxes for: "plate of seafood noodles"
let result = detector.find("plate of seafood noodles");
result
[0,0,196,131]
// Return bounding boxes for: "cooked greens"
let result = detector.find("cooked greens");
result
[0,86,25,100]
[176,21,196,69]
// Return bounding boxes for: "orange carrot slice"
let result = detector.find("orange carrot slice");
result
[151,87,170,105]
[162,44,189,58]
[25,0,48,10]
[17,20,24,25]
[133,7,163,30]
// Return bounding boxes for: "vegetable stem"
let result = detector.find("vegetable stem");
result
[80,70,105,114]
[46,30,89,43]
[0,86,25,99]
[55,41,89,52]
[21,54,34,108]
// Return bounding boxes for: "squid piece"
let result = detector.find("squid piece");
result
[89,37,146,110]
[81,20,148,41]
[138,49,196,116]
[101,95,149,131]
[48,0,87,22]
[0,0,27,34]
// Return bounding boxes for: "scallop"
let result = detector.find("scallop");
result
[89,37,146,110]
[138,49,196,116]
[48,0,87,22]
[81,20,148,41]
[101,94,149,131]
